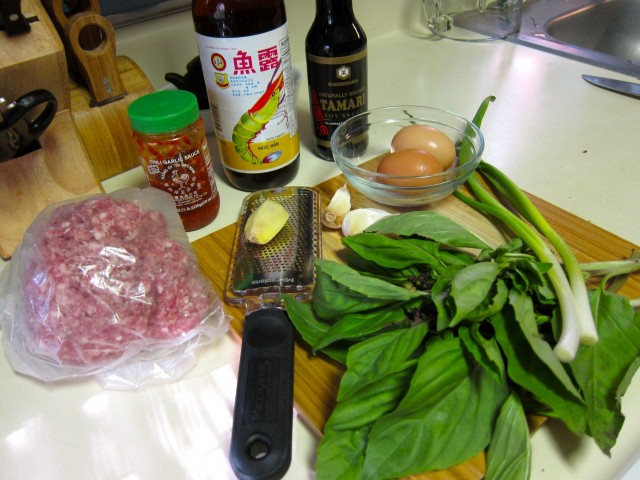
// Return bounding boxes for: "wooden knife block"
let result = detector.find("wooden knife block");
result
[0,0,70,110]
[0,0,102,260]
[0,111,103,259]
[1,1,156,259]
[69,55,155,182]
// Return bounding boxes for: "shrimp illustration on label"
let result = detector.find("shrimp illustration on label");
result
[232,62,285,165]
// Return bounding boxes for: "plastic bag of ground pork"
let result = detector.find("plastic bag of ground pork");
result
[0,187,230,389]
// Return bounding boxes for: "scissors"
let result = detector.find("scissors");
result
[0,89,58,163]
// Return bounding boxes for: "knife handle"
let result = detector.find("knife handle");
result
[0,0,31,36]
[64,12,126,106]
[231,308,294,480]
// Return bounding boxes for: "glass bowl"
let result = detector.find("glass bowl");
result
[330,105,484,207]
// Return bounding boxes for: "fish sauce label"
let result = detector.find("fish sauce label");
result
[196,25,299,173]
[307,50,367,149]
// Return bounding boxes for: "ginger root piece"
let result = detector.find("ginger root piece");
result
[244,199,290,244]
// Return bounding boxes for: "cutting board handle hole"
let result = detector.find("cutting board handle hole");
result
[77,23,106,51]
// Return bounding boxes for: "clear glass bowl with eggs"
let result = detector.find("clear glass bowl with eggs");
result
[330,105,485,207]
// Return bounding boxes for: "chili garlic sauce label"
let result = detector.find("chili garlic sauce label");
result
[196,25,299,173]
[143,139,218,214]
[307,50,367,148]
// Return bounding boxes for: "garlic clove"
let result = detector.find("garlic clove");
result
[323,183,351,229]
[342,208,394,236]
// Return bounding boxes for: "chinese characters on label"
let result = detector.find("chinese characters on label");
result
[231,46,279,75]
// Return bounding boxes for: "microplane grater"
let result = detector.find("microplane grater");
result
[225,186,321,309]
[225,187,321,480]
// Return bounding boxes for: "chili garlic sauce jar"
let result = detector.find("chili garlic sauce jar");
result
[128,90,220,231]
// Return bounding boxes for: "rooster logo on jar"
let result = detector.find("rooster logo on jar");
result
[172,169,190,187]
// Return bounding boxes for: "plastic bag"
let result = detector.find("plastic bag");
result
[0,187,230,389]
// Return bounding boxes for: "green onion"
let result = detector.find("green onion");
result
[455,182,581,362]
[456,96,597,362]
[477,161,598,347]
[581,257,640,278]
[581,253,640,303]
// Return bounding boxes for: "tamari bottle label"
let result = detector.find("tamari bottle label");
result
[307,50,367,148]
[196,25,299,174]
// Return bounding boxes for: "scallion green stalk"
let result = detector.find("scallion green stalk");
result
[455,183,581,362]
[581,259,640,277]
[477,162,598,347]
[457,95,590,361]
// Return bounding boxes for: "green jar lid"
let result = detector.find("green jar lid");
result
[127,90,200,134]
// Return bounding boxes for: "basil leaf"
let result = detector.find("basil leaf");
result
[327,367,415,431]
[432,265,464,330]
[282,296,348,363]
[465,278,509,322]
[345,249,422,285]
[509,257,555,305]
[492,294,587,435]
[339,322,429,401]
[485,393,531,480]
[313,259,425,319]
[281,298,327,345]
[460,324,506,385]
[362,336,508,479]
[449,261,503,327]
[487,237,526,259]
[432,262,506,330]
[509,289,582,400]
[366,210,490,249]
[438,247,476,268]
[313,303,419,351]
[316,426,368,480]
[344,233,446,273]
[570,289,640,454]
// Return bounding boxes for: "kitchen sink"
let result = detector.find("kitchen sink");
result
[510,0,640,76]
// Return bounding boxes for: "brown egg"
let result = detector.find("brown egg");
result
[391,124,457,170]
[376,149,443,187]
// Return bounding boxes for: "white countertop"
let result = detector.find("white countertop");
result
[2,1,640,479]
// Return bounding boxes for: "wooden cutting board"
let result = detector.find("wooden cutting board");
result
[192,174,640,479]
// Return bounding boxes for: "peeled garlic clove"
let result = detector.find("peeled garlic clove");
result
[323,183,351,229]
[342,208,393,236]
[244,199,290,244]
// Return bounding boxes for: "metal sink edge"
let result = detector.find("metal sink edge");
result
[507,0,640,78]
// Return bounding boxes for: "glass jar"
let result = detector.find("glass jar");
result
[128,90,220,231]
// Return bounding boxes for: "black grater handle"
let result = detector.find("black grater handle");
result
[230,308,294,480]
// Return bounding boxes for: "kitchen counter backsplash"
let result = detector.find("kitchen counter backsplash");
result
[115,0,421,89]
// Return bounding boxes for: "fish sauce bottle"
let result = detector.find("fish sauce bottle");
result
[192,0,300,191]
[306,0,368,160]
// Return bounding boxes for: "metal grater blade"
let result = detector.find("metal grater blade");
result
[225,187,321,309]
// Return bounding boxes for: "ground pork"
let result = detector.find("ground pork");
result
[23,196,212,367]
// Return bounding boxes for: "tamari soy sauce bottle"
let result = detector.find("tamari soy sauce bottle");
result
[306,0,368,160]
[193,0,300,191]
